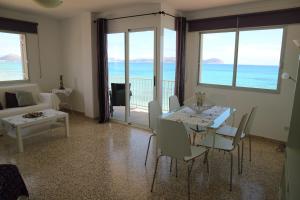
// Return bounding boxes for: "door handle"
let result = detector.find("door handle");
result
[154,76,156,86]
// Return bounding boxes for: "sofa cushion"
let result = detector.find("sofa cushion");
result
[5,92,19,108]
[0,84,41,106]
[15,91,36,107]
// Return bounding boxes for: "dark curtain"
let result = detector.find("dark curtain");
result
[188,7,300,32]
[0,17,38,34]
[175,17,186,106]
[97,19,110,123]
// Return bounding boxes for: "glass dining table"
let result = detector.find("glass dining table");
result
[161,105,236,180]
[162,105,236,130]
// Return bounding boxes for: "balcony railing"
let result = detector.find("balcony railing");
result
[109,77,175,111]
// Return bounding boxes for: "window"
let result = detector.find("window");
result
[200,31,236,86]
[162,28,176,111]
[199,27,284,91]
[0,32,28,82]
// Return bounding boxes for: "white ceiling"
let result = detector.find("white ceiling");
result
[0,0,270,19]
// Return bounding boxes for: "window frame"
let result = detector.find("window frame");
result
[0,30,30,85]
[197,25,286,94]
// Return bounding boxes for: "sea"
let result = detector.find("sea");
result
[108,62,280,90]
[108,62,279,110]
[0,61,24,81]
[0,61,279,110]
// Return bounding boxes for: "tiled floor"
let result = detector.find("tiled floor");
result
[111,106,148,126]
[0,113,284,200]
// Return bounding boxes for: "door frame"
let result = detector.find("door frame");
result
[125,27,157,126]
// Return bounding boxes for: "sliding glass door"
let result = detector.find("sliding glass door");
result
[108,33,126,122]
[162,28,176,112]
[107,29,156,127]
[128,29,155,126]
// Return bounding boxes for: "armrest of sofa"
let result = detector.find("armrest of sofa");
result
[39,93,60,110]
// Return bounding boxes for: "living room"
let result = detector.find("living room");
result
[0,0,299,199]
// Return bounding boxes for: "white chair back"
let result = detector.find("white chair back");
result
[232,113,248,147]
[157,119,191,159]
[148,100,162,132]
[244,106,257,135]
[169,95,180,112]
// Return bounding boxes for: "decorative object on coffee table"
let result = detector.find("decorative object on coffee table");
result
[23,112,43,119]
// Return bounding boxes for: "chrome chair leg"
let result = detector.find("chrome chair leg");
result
[151,156,161,192]
[241,140,244,174]
[237,144,240,175]
[175,159,178,177]
[187,159,196,200]
[205,151,209,174]
[249,135,252,161]
[230,152,233,191]
[145,134,154,166]
[189,159,195,176]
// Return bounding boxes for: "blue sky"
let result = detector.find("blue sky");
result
[108,28,176,60]
[202,28,283,66]
[108,28,283,66]
[0,32,21,57]
[129,30,154,60]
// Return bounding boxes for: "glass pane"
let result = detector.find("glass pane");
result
[107,33,125,121]
[199,32,236,86]
[236,28,283,90]
[0,32,27,81]
[162,28,176,112]
[129,30,154,126]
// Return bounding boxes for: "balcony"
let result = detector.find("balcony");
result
[109,77,175,125]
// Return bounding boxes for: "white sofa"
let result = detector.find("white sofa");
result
[0,83,60,118]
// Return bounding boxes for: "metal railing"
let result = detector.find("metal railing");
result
[109,77,175,111]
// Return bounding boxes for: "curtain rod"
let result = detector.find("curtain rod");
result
[93,11,176,23]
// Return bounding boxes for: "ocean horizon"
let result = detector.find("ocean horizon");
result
[0,61,279,90]
[108,62,279,90]
[0,61,279,110]
[107,62,280,109]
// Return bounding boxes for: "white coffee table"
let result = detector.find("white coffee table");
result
[1,109,69,153]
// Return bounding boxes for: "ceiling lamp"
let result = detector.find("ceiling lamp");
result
[34,0,63,8]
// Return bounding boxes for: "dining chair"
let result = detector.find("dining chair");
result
[169,95,204,145]
[169,95,180,112]
[216,106,257,172]
[145,100,162,166]
[151,118,209,200]
[199,113,248,191]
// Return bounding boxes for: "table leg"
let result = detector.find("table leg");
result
[232,112,235,127]
[65,114,70,137]
[16,127,23,153]
[207,128,216,185]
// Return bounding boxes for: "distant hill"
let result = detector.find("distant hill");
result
[108,57,176,63]
[203,58,224,64]
[0,54,21,61]
[163,57,176,63]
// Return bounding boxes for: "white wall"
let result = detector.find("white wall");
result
[185,0,300,19]
[184,2,300,141]
[0,7,62,92]
[60,12,97,118]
